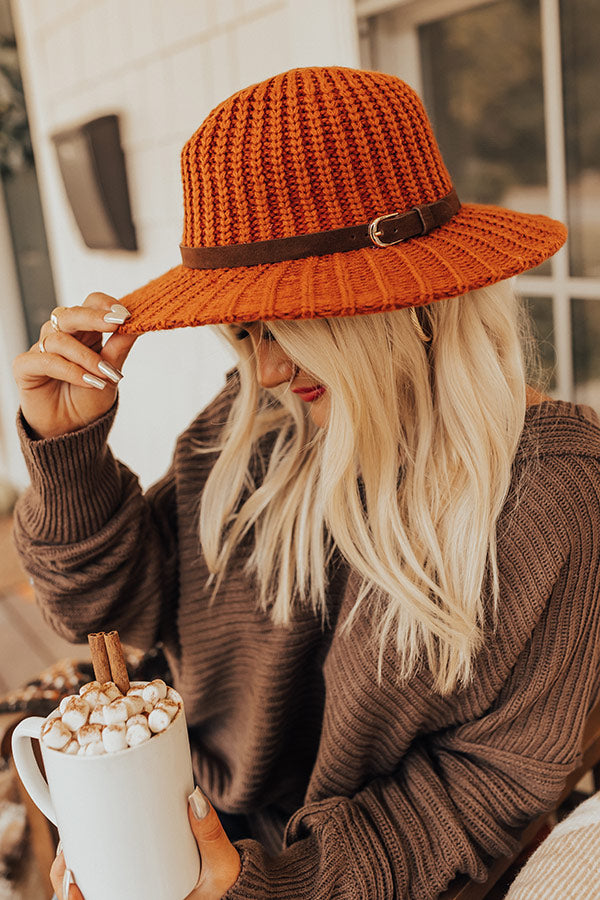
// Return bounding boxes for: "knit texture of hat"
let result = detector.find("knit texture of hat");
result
[119,66,567,333]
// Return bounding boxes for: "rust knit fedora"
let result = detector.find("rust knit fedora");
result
[118,66,567,334]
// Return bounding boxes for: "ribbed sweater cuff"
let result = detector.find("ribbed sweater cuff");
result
[16,403,122,544]
[223,840,318,900]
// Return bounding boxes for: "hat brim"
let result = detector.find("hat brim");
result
[118,204,567,334]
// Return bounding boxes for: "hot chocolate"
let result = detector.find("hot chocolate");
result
[40,679,182,756]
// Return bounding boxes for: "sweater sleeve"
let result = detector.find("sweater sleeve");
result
[223,455,600,900]
[11,401,179,650]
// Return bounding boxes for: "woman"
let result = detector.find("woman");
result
[12,67,600,899]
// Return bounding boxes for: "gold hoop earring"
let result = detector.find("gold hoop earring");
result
[409,306,431,343]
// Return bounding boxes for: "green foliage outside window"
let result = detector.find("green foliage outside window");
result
[0,36,33,178]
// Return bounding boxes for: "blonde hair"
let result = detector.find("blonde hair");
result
[198,281,532,693]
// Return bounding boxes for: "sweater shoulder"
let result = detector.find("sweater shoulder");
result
[501,401,600,565]
[516,399,600,462]
[514,399,600,521]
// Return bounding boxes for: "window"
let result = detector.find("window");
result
[359,0,600,413]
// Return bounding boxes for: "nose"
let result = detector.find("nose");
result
[254,340,296,389]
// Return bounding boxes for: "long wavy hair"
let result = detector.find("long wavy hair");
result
[198,281,536,693]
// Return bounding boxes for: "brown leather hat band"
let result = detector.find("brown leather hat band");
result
[180,188,461,270]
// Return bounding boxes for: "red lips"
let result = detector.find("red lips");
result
[292,385,327,402]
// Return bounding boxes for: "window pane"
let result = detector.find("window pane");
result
[419,0,550,274]
[523,296,557,391]
[572,298,600,412]
[561,0,600,277]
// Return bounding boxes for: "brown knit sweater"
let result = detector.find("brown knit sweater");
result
[12,374,600,899]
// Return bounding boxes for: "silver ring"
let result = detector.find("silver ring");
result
[38,335,48,353]
[50,310,61,332]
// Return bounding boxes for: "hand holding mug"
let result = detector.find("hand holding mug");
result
[12,678,202,900]
[50,789,241,900]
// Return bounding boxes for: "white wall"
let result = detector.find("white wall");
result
[7,0,359,488]
[0,179,29,487]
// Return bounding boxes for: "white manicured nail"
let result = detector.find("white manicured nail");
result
[98,360,123,383]
[104,312,128,324]
[188,786,210,820]
[83,373,107,390]
[63,867,73,896]
[111,303,130,318]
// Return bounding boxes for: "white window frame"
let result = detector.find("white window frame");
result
[358,0,600,401]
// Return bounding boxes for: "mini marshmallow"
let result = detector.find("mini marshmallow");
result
[142,679,167,705]
[60,696,90,732]
[126,721,151,747]
[166,687,183,705]
[102,724,127,753]
[41,718,72,750]
[123,694,144,717]
[103,699,129,725]
[147,700,178,734]
[103,682,122,702]
[64,740,80,755]
[80,681,101,698]
[87,683,121,708]
[127,684,153,712]
[89,704,106,726]
[79,681,111,707]
[59,694,75,715]
[147,709,170,733]
[80,684,108,708]
[126,713,147,728]
[158,699,179,718]
[83,740,106,756]
[77,723,103,747]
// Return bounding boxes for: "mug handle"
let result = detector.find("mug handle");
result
[11,717,57,825]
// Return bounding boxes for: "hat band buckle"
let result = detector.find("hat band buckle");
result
[369,208,427,247]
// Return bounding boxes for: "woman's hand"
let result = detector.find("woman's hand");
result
[186,788,242,899]
[12,293,138,440]
[50,789,241,900]
[49,849,84,900]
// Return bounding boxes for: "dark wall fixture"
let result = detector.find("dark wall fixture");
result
[51,114,137,251]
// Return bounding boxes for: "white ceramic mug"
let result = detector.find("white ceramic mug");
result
[12,705,200,900]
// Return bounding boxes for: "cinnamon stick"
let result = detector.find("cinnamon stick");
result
[104,631,130,694]
[88,633,111,684]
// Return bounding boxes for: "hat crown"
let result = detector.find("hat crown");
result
[181,67,453,248]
